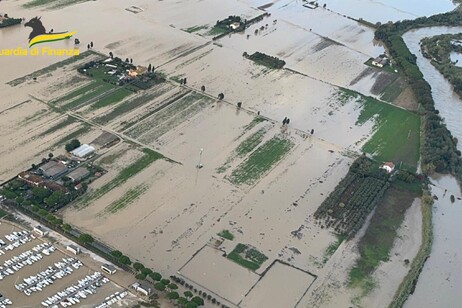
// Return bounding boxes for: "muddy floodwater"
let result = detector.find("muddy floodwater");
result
[323,0,458,23]
[403,27,462,307]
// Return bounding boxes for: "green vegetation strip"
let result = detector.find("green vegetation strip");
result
[183,25,209,33]
[103,183,149,214]
[217,230,234,240]
[23,0,89,8]
[7,50,100,86]
[78,149,163,208]
[228,136,294,185]
[39,116,75,137]
[51,124,90,149]
[218,128,266,173]
[388,192,433,308]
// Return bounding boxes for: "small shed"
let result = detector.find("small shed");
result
[33,226,48,236]
[132,282,151,296]
[66,245,81,255]
[101,263,117,275]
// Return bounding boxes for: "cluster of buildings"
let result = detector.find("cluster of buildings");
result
[372,55,390,68]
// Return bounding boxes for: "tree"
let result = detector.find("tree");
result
[178,297,188,306]
[62,224,72,233]
[109,51,114,59]
[191,296,204,306]
[184,291,193,298]
[133,262,145,271]
[79,233,94,244]
[44,191,65,207]
[31,163,37,170]
[150,272,162,281]
[32,187,51,202]
[111,250,123,258]
[201,85,205,92]
[48,152,54,159]
[135,273,146,280]
[65,139,81,152]
[185,302,198,308]
[167,291,179,300]
[119,255,131,265]
[141,268,152,276]
[167,283,178,290]
[154,283,165,291]
[160,279,170,285]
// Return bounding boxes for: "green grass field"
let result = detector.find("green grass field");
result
[380,78,406,102]
[343,90,420,171]
[217,230,234,240]
[227,243,267,271]
[77,148,163,209]
[90,88,133,110]
[228,136,294,185]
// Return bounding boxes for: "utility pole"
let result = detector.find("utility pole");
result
[196,148,204,169]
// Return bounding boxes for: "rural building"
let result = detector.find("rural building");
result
[128,66,148,77]
[66,245,81,255]
[71,144,96,158]
[132,282,151,296]
[18,171,45,187]
[67,167,90,183]
[230,22,241,30]
[91,132,120,148]
[380,162,395,173]
[33,226,48,236]
[101,263,117,275]
[372,56,389,68]
[39,161,69,179]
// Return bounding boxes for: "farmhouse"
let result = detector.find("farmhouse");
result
[71,144,96,158]
[39,161,69,179]
[230,22,241,30]
[67,167,90,183]
[18,171,44,187]
[101,263,117,275]
[372,56,389,68]
[66,244,81,255]
[380,162,395,173]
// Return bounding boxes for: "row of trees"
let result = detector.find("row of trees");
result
[375,12,462,180]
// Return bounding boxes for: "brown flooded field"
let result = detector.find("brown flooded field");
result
[0,0,433,307]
